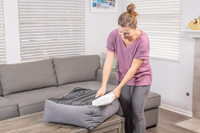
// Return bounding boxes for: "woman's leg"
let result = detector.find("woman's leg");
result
[118,81,133,133]
[131,85,150,133]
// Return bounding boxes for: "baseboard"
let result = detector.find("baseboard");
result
[160,103,192,117]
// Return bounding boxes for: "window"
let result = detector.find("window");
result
[18,0,85,62]
[0,0,6,64]
[128,0,182,62]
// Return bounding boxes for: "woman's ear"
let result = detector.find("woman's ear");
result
[134,26,137,31]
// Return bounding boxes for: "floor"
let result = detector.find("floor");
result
[146,107,198,133]
[174,118,200,133]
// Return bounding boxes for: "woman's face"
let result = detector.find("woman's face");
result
[118,25,136,40]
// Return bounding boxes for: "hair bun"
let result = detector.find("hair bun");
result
[127,3,135,13]
[127,3,139,17]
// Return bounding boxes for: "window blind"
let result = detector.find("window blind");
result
[18,0,85,62]
[128,0,182,62]
[0,0,6,64]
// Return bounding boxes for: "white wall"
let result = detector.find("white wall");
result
[85,0,126,61]
[4,0,21,64]
[85,0,200,113]
[150,0,200,112]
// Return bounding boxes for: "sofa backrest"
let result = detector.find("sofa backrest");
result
[52,55,100,86]
[0,59,58,96]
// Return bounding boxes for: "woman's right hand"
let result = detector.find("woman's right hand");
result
[95,86,106,98]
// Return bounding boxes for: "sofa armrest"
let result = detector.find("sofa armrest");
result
[96,68,117,86]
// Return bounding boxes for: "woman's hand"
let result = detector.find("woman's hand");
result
[109,87,122,100]
[95,86,106,98]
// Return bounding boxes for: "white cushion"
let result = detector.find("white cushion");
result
[92,93,115,106]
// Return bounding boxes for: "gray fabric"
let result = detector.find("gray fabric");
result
[49,87,113,106]
[96,68,117,85]
[43,98,120,130]
[0,60,58,96]
[0,82,2,96]
[144,108,158,128]
[58,81,116,92]
[0,97,19,120]
[4,87,71,116]
[145,91,161,110]
[52,55,100,85]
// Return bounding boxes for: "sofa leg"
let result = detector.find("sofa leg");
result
[146,124,157,129]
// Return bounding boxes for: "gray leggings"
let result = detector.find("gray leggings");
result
[118,81,150,133]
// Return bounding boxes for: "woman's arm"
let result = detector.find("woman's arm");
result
[110,58,144,99]
[95,50,115,98]
[118,58,144,89]
[101,50,115,88]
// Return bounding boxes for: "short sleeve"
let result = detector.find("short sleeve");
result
[134,37,150,60]
[106,30,115,52]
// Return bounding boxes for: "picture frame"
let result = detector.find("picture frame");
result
[91,0,118,13]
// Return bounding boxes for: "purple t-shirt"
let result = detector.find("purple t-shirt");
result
[106,29,152,86]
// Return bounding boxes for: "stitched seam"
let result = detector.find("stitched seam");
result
[0,70,4,96]
[138,86,146,132]
[91,106,94,128]
[58,88,76,98]
[16,87,79,108]
[51,59,59,87]
[3,85,57,96]
[44,100,48,121]
[147,96,161,100]
[53,56,98,61]
[0,104,18,109]
[20,101,44,108]
[0,60,50,67]
[144,107,159,111]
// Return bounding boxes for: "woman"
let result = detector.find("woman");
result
[95,3,152,133]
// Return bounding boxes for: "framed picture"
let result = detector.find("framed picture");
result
[91,0,118,13]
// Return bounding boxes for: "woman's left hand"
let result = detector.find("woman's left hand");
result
[109,87,122,100]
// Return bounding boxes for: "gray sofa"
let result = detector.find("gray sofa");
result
[0,55,161,128]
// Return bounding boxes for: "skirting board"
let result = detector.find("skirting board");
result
[160,103,192,117]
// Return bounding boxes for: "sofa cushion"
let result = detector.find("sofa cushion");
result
[0,60,58,96]
[96,68,117,85]
[0,97,19,120]
[145,91,161,110]
[4,87,70,116]
[52,55,100,85]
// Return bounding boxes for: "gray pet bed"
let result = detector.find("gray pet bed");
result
[43,87,120,130]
